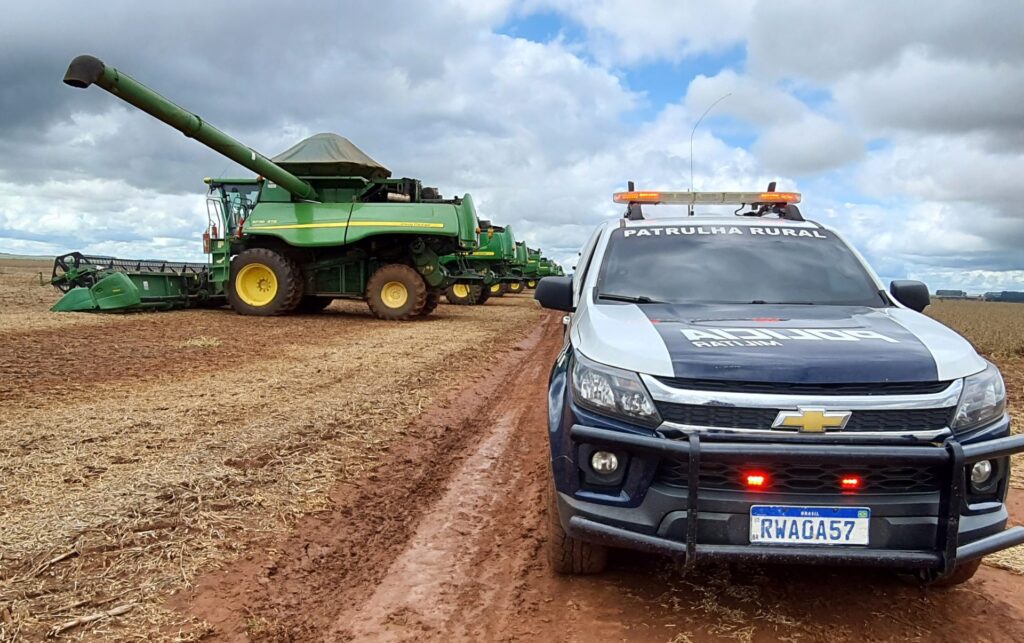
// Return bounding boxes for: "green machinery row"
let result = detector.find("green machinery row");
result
[50,55,562,320]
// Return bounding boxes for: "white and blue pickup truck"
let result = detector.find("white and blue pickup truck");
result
[535,187,1023,586]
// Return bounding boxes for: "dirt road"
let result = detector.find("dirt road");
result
[3,258,1024,641]
[177,313,1024,643]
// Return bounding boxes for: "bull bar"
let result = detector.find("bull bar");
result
[568,424,1024,572]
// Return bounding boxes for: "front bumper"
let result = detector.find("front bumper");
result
[563,424,1024,572]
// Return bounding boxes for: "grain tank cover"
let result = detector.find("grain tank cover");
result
[272,133,391,180]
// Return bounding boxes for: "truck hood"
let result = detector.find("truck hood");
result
[572,302,985,383]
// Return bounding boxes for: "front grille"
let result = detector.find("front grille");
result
[653,377,952,396]
[656,459,941,494]
[657,403,955,432]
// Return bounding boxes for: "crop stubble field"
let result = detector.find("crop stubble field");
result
[0,259,547,640]
[1,257,1023,641]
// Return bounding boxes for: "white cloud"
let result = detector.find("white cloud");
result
[747,0,1024,82]
[833,49,1024,136]
[0,0,1022,293]
[525,0,753,64]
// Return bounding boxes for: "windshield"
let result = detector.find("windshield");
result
[596,224,887,306]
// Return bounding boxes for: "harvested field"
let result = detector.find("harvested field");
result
[2,258,1024,641]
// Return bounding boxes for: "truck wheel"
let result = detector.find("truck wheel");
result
[546,484,607,574]
[920,559,982,587]
[444,283,477,305]
[295,296,334,313]
[488,282,507,298]
[508,281,525,294]
[418,291,441,316]
[227,248,303,316]
[366,264,427,320]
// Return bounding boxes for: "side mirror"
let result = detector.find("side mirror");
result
[535,276,574,312]
[890,280,930,312]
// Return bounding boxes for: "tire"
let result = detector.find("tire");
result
[365,263,428,320]
[295,296,334,313]
[526,279,538,289]
[444,283,478,306]
[474,287,491,305]
[546,482,607,574]
[227,248,303,316]
[919,559,982,587]
[418,291,441,316]
[487,282,508,298]
[508,280,525,294]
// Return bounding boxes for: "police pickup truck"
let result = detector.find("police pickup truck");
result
[535,187,1024,585]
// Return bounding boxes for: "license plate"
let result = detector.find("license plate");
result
[749,505,870,546]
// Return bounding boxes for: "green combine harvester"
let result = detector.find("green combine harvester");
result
[52,55,481,320]
[440,223,527,304]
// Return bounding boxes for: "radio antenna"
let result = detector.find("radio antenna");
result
[689,92,731,215]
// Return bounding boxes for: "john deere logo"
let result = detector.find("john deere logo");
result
[772,407,851,433]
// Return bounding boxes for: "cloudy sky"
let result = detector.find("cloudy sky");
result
[1,0,1022,292]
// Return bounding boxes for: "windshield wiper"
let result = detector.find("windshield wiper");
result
[598,293,665,304]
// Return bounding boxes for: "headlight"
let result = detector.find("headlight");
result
[952,363,1006,432]
[571,352,661,426]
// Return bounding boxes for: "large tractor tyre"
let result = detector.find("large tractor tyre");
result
[546,483,607,574]
[508,280,525,294]
[418,291,441,316]
[487,282,508,298]
[474,286,491,305]
[366,263,428,320]
[227,248,303,316]
[295,296,334,313]
[526,279,538,289]
[444,283,478,306]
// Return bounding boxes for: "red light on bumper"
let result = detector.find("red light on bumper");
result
[744,472,769,489]
[840,476,861,490]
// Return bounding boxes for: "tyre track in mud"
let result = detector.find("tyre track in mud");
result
[178,312,1024,642]
[176,311,566,640]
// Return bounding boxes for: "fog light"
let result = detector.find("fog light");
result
[971,460,994,487]
[591,451,619,474]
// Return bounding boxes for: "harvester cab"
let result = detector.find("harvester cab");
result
[56,55,480,320]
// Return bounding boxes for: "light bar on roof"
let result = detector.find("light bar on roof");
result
[612,191,801,205]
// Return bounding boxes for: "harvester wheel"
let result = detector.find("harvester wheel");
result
[488,282,508,298]
[444,283,478,306]
[526,279,538,289]
[419,291,441,316]
[227,248,303,316]
[508,281,525,294]
[474,287,491,305]
[366,264,427,320]
[295,296,334,313]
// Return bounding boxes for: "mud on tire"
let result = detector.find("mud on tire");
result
[227,248,304,316]
[366,263,428,320]
[546,482,608,574]
[418,291,441,316]
[918,559,982,587]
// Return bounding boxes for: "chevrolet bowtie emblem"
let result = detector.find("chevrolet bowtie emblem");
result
[772,407,852,433]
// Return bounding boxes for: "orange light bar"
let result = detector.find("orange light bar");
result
[758,192,801,203]
[840,476,861,490]
[612,190,801,205]
[613,191,663,203]
[744,472,769,489]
